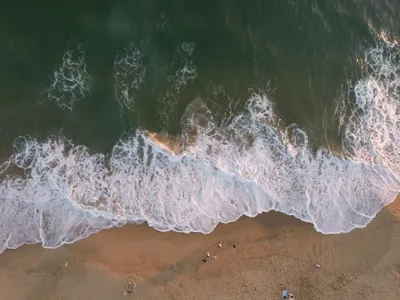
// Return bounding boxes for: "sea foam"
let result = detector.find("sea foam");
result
[158,41,197,127]
[41,42,92,111]
[0,40,399,254]
[114,43,146,111]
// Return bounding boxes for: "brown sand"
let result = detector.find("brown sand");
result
[0,197,400,300]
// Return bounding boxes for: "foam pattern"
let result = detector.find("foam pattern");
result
[114,43,146,111]
[1,41,400,254]
[157,41,197,126]
[42,43,92,111]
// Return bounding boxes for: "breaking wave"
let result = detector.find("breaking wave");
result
[0,40,399,253]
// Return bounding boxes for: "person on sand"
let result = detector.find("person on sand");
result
[282,289,287,299]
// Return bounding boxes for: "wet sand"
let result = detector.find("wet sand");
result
[1,196,399,300]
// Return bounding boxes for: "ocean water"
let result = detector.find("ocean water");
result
[0,0,399,253]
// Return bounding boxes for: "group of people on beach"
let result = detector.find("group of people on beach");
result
[202,241,230,262]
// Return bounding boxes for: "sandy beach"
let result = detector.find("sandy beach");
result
[0,196,399,300]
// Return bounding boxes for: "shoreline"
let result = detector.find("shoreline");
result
[0,197,399,299]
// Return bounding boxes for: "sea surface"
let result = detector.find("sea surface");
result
[0,0,399,253]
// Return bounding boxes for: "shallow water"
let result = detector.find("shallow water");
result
[0,0,400,252]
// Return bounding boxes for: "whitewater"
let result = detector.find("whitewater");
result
[0,39,399,254]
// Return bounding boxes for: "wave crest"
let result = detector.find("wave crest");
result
[1,41,400,253]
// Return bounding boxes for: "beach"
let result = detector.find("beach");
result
[1,1,400,299]
[1,195,399,300]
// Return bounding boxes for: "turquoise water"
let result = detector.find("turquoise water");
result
[0,0,400,252]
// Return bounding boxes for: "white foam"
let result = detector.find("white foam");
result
[158,41,197,126]
[41,43,92,111]
[1,41,400,253]
[114,43,146,111]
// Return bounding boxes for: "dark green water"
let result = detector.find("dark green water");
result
[1,0,395,154]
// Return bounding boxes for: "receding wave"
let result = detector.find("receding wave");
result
[1,39,399,254]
